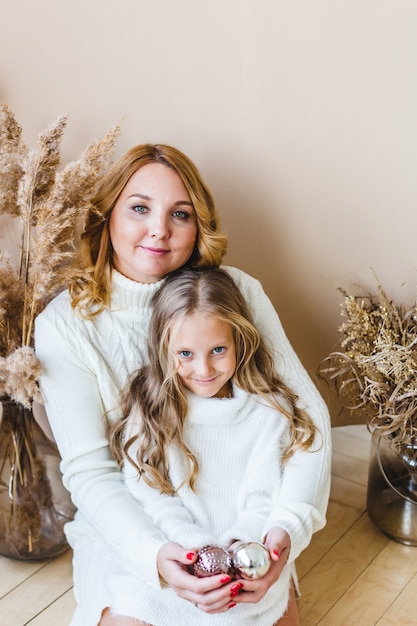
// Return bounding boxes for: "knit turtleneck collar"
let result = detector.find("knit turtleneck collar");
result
[110,270,166,311]
[186,385,251,427]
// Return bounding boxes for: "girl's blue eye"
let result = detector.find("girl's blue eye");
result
[179,350,192,358]
[213,347,225,354]
[133,205,147,213]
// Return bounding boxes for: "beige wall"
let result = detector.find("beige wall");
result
[1,0,417,424]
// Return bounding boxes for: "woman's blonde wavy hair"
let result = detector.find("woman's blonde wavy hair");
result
[69,144,228,316]
[109,267,318,495]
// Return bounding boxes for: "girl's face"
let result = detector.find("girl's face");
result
[172,312,236,398]
[109,163,197,283]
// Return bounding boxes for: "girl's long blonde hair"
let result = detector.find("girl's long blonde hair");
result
[110,267,318,495]
[69,144,227,317]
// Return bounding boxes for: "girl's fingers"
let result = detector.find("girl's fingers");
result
[231,557,284,604]
[157,544,243,613]
[189,581,240,614]
[183,575,239,613]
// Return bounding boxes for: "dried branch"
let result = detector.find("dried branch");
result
[318,277,417,454]
[0,106,122,405]
[0,104,26,217]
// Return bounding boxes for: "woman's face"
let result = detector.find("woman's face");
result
[109,162,197,283]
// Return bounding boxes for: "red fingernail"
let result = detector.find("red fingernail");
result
[273,549,280,559]
[220,575,231,584]
[229,602,237,609]
[186,552,195,561]
[230,582,243,597]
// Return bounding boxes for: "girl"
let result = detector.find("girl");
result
[109,267,324,626]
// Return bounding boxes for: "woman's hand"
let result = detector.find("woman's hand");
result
[233,527,291,605]
[156,543,238,614]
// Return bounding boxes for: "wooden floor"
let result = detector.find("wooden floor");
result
[1,425,417,625]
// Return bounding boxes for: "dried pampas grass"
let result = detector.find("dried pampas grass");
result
[0,104,121,406]
[318,276,417,458]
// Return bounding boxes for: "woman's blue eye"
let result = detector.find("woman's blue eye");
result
[179,350,192,358]
[172,210,190,219]
[213,347,225,354]
[133,205,147,213]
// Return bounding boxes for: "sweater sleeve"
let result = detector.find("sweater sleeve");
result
[223,267,332,557]
[260,444,327,562]
[34,307,166,589]
[123,462,216,550]
[122,426,216,550]
[219,413,287,548]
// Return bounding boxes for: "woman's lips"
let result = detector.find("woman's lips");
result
[142,246,169,256]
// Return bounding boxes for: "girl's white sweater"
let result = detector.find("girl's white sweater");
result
[34,266,331,625]
[120,385,323,624]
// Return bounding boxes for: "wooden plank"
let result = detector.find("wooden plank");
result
[331,426,371,462]
[346,424,372,440]
[0,557,46,598]
[378,572,417,625]
[318,541,417,625]
[0,550,73,626]
[330,474,367,510]
[297,513,388,625]
[331,449,369,487]
[26,589,76,626]
[297,500,363,579]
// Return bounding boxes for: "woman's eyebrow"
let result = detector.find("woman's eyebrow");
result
[127,193,193,207]
[174,200,194,207]
[127,193,151,200]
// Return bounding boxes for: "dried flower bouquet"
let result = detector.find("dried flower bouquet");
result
[0,104,120,406]
[0,104,121,558]
[318,277,417,463]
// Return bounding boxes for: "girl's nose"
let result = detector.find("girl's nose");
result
[195,358,213,377]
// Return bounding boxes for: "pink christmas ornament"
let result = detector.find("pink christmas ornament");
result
[193,545,232,578]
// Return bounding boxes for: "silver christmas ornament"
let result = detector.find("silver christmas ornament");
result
[231,541,271,579]
[193,545,232,578]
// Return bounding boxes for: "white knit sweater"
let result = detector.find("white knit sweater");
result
[34,266,331,626]
[125,386,289,550]
[119,385,316,624]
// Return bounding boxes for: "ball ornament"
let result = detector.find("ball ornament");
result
[231,541,271,580]
[193,545,232,578]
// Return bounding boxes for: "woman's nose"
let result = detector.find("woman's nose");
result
[149,214,169,239]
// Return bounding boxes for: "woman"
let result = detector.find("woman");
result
[34,144,331,625]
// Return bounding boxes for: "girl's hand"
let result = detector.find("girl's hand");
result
[156,543,238,614]
[233,528,291,605]
[264,526,291,565]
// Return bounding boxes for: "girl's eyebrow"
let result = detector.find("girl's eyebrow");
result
[127,193,194,207]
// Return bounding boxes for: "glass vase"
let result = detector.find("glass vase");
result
[0,397,76,560]
[367,432,417,546]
